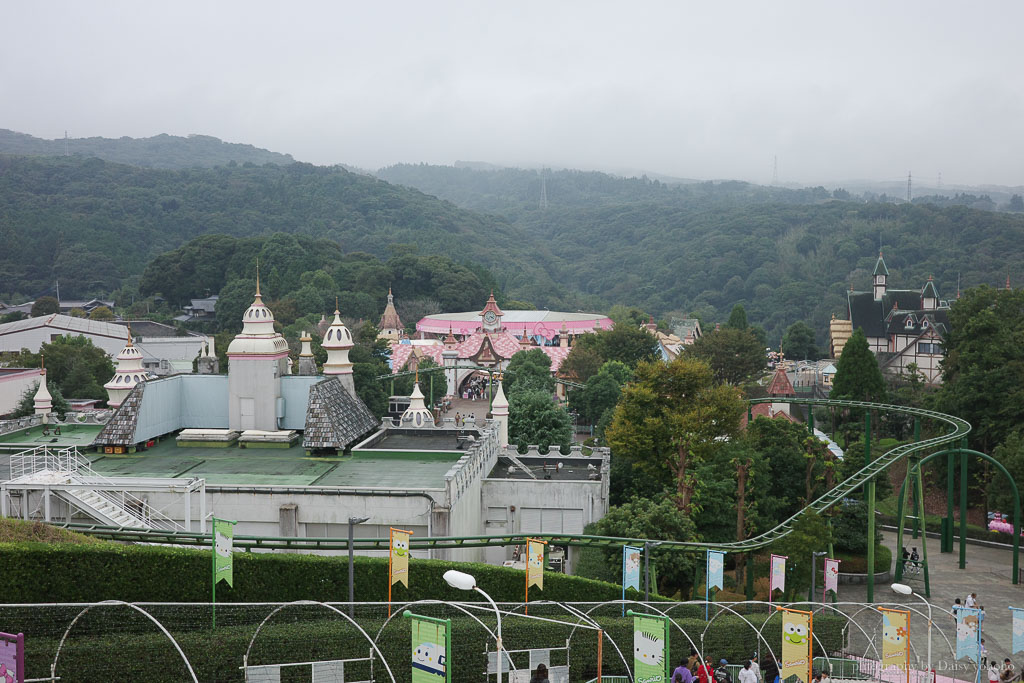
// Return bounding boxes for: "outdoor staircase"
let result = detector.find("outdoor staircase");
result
[5,447,186,531]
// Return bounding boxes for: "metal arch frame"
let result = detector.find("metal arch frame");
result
[369,599,513,675]
[51,600,199,683]
[843,602,957,663]
[504,599,634,680]
[243,600,397,683]
[895,447,1021,585]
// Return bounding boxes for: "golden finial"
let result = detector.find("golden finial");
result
[255,257,261,297]
[40,353,45,371]
[335,296,340,315]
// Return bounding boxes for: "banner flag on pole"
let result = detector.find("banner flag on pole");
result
[527,539,545,590]
[630,611,670,683]
[779,607,812,683]
[623,546,642,592]
[707,550,725,591]
[879,608,910,673]
[1011,607,1024,654]
[407,612,452,683]
[213,518,235,587]
[770,554,787,595]
[823,558,840,597]
[0,631,24,683]
[390,528,412,587]
[955,607,981,660]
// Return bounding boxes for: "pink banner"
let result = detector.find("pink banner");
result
[823,558,840,596]
[771,554,787,594]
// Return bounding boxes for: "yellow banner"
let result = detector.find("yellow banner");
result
[881,608,909,671]
[781,609,811,683]
[390,529,410,587]
[527,539,544,590]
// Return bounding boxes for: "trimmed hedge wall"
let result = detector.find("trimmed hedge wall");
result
[5,604,846,682]
[0,541,655,604]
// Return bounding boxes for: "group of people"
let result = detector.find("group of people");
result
[670,652,788,683]
[462,375,490,401]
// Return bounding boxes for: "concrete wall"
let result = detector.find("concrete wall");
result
[228,357,283,431]
[132,375,230,443]
[0,369,43,416]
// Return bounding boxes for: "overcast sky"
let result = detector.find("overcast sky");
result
[3,1,1023,186]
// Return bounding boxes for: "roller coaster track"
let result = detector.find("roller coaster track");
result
[57,398,970,554]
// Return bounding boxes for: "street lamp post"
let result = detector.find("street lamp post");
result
[445,569,503,683]
[892,583,931,678]
[348,516,370,617]
[644,541,662,602]
[810,551,828,603]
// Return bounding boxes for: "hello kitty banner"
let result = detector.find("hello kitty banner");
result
[631,611,670,683]
[1010,606,1024,654]
[213,518,235,587]
[623,545,642,592]
[879,608,909,673]
[823,558,840,597]
[527,539,545,590]
[770,554,787,598]
[955,607,981,660]
[0,632,24,683]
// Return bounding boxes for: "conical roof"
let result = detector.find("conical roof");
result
[378,287,403,331]
[873,251,889,276]
[767,364,796,397]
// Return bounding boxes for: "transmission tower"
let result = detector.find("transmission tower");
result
[772,155,778,185]
[906,172,912,203]
[64,131,69,156]
[937,172,943,192]
[539,177,548,210]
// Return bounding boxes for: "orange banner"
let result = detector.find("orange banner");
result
[880,608,910,673]
[527,539,544,590]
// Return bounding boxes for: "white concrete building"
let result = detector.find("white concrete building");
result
[0,314,129,356]
[0,368,44,416]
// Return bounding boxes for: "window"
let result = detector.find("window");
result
[904,316,915,329]
[519,507,585,534]
[918,342,941,355]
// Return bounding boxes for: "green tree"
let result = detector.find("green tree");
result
[591,496,700,596]
[936,286,1024,454]
[88,306,115,321]
[570,360,632,423]
[606,356,744,511]
[558,345,604,383]
[781,321,820,360]
[30,296,59,317]
[687,327,766,385]
[215,279,258,333]
[769,510,833,600]
[508,388,572,454]
[990,430,1024,514]
[20,335,115,401]
[504,348,554,396]
[831,328,886,402]
[725,303,748,330]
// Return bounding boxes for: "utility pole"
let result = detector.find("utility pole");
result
[907,172,912,203]
[772,155,778,185]
[64,131,69,156]
[539,176,548,210]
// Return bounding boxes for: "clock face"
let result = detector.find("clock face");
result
[484,311,497,324]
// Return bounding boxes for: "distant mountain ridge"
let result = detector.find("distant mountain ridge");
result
[0,129,294,169]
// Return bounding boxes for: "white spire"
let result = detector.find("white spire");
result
[322,301,354,376]
[227,271,289,357]
[401,376,434,428]
[104,334,147,408]
[491,377,509,447]
[34,369,52,420]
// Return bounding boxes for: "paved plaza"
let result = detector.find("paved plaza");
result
[840,527,1023,665]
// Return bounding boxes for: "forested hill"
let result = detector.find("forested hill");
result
[0,129,295,169]
[378,163,1024,343]
[0,155,564,305]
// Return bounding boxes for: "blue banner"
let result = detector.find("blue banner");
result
[707,550,724,591]
[1011,607,1024,655]
[955,607,981,660]
[623,546,642,592]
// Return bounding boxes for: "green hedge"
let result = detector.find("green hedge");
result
[0,541,647,604]
[3,603,846,682]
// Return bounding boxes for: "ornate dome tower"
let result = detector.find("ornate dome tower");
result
[377,287,404,341]
[104,332,147,408]
[400,374,434,429]
[33,368,52,420]
[227,269,289,431]
[322,301,355,396]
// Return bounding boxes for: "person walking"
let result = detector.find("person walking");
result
[530,663,550,683]
[966,592,979,609]
[714,659,733,683]
[697,658,714,683]
[739,661,758,683]
[673,657,695,683]
[999,658,1015,683]
[749,655,760,682]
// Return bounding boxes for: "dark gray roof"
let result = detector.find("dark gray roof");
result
[94,383,145,445]
[849,289,950,339]
[873,254,889,276]
[302,377,379,451]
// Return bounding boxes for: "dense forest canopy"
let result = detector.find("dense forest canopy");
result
[0,129,295,169]
[0,155,565,307]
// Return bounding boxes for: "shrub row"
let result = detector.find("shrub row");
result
[0,541,654,604]
[6,603,846,682]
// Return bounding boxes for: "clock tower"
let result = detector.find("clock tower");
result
[479,291,504,333]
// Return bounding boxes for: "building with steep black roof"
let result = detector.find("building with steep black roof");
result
[841,252,950,384]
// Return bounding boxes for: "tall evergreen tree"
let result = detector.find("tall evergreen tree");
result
[725,303,748,330]
[831,328,886,402]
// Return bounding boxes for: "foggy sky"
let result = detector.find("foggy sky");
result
[3,1,1023,186]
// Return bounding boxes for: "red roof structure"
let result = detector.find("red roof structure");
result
[766,364,796,397]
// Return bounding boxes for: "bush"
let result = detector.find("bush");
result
[0,542,636,604]
[835,545,891,574]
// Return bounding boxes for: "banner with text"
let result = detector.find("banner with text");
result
[390,528,411,587]
[955,607,981,660]
[633,613,670,683]
[213,518,235,588]
[780,608,812,683]
[411,614,450,683]
[623,546,642,592]
[770,554,787,595]
[879,608,910,672]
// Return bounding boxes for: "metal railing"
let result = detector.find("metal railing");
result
[8,446,186,532]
